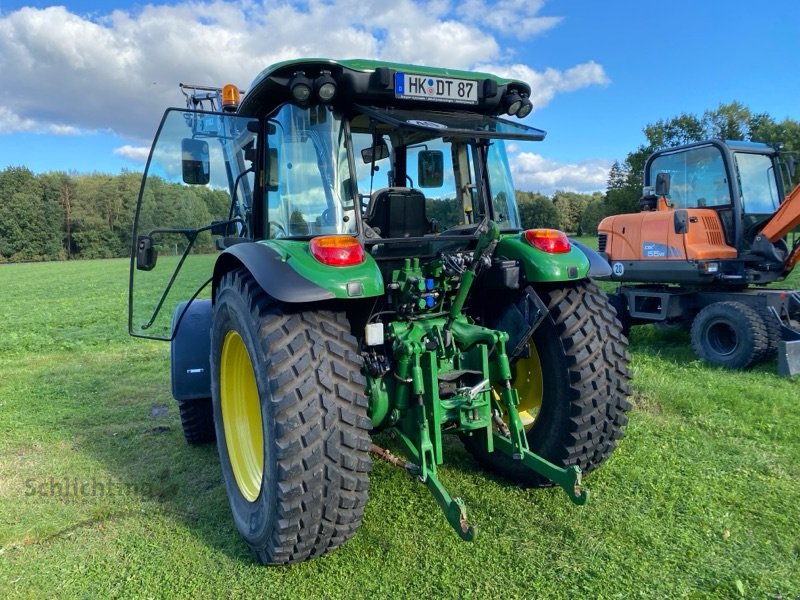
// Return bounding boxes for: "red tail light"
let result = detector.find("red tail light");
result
[524,229,571,253]
[310,236,365,266]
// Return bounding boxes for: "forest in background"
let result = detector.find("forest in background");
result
[2,102,798,263]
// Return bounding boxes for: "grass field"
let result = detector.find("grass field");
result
[1,257,799,599]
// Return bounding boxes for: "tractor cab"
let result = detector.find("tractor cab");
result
[129,60,547,340]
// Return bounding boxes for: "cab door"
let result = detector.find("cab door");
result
[128,108,257,340]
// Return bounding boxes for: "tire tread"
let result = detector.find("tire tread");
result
[178,398,215,445]
[215,270,371,565]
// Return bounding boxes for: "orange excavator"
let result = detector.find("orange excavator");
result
[598,139,800,375]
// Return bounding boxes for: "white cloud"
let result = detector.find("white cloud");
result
[113,145,150,161]
[459,0,563,38]
[510,151,612,195]
[0,1,607,148]
[0,106,39,133]
[381,20,499,68]
[47,124,83,136]
[0,105,83,135]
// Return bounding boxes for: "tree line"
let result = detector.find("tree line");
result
[0,168,139,263]
[2,101,798,263]
[0,168,228,263]
[0,164,606,264]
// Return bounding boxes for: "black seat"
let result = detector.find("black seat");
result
[364,188,429,238]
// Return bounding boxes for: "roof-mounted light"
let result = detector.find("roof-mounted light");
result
[289,71,313,106]
[524,229,571,253]
[221,84,241,112]
[314,71,337,103]
[516,94,533,118]
[503,90,523,116]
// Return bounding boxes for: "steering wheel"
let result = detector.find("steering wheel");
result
[268,221,286,238]
[321,208,336,227]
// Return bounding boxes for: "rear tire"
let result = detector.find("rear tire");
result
[178,398,215,444]
[211,269,372,565]
[690,301,768,369]
[465,280,631,486]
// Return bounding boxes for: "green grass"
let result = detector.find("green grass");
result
[1,258,799,599]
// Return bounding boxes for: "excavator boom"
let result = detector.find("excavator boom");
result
[759,182,800,243]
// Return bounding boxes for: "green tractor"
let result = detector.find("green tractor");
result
[129,59,631,564]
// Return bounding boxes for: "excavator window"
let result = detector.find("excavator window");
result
[649,145,731,210]
[734,152,779,216]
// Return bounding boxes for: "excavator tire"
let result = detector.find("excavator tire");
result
[690,301,769,369]
[758,307,783,360]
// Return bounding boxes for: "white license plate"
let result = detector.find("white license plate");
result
[395,73,478,104]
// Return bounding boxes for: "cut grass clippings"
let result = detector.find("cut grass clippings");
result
[0,258,798,599]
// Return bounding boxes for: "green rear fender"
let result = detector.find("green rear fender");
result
[496,233,592,282]
[213,240,383,303]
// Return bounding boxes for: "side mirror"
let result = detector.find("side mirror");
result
[136,235,157,271]
[418,150,444,188]
[655,172,671,196]
[362,141,389,164]
[181,138,210,185]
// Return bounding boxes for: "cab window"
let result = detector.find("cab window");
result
[734,152,779,216]
[649,145,731,209]
[265,104,356,238]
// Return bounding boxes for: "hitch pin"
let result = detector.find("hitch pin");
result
[456,378,490,401]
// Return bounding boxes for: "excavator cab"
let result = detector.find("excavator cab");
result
[599,139,796,285]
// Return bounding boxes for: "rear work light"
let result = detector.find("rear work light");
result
[310,236,365,266]
[289,71,313,105]
[524,229,571,253]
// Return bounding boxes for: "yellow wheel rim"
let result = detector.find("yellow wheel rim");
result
[220,330,264,502]
[509,343,544,430]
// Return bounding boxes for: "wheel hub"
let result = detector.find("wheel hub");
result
[509,343,544,429]
[705,319,739,357]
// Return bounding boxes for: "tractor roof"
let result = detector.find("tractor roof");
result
[238,58,533,118]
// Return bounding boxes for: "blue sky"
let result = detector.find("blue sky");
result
[0,0,798,194]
